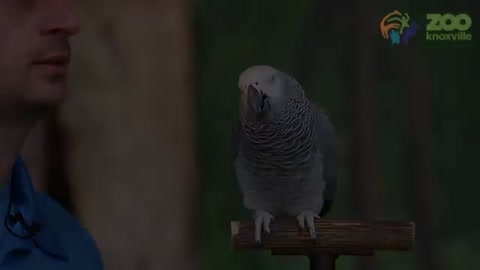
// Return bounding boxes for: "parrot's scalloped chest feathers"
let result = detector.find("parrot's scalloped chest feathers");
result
[233,65,336,242]
[238,92,318,178]
[235,90,326,216]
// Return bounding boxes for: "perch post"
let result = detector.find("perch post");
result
[231,218,415,270]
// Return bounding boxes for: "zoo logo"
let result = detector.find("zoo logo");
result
[425,13,472,41]
[380,10,418,46]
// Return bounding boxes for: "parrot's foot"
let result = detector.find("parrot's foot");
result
[296,210,319,241]
[253,210,274,244]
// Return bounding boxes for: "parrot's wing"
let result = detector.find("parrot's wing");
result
[314,105,337,216]
[231,120,242,161]
[231,119,247,185]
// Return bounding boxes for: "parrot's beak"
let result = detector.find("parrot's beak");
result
[247,85,265,116]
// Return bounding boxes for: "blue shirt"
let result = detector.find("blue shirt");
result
[0,157,103,269]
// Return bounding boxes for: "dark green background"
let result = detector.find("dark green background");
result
[194,0,479,269]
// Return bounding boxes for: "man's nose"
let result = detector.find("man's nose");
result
[39,0,80,37]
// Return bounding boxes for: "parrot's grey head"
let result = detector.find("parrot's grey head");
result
[238,65,301,122]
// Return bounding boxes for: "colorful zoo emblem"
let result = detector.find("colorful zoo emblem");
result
[380,10,418,46]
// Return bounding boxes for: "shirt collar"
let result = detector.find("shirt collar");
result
[0,156,67,264]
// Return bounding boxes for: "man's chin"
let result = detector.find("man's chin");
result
[23,83,67,113]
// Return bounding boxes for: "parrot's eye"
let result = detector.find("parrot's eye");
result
[270,75,276,83]
[255,82,259,86]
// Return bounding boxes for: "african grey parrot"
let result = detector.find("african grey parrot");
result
[232,65,337,243]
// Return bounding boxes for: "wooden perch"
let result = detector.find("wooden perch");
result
[231,218,415,256]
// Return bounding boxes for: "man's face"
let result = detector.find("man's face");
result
[0,0,79,114]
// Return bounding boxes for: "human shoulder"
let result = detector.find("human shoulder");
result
[36,193,104,269]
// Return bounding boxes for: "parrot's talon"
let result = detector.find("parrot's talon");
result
[297,210,319,240]
[253,210,274,243]
[309,228,317,240]
[297,216,305,229]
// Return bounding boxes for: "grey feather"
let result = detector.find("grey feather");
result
[313,105,337,216]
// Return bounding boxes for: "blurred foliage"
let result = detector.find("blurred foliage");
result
[193,0,479,269]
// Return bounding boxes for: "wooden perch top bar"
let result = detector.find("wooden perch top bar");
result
[231,218,415,256]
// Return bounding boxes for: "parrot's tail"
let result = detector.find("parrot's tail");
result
[319,200,333,217]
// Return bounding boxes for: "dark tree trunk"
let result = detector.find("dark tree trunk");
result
[294,0,333,88]
[61,1,198,269]
[395,47,443,270]
[347,3,380,270]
